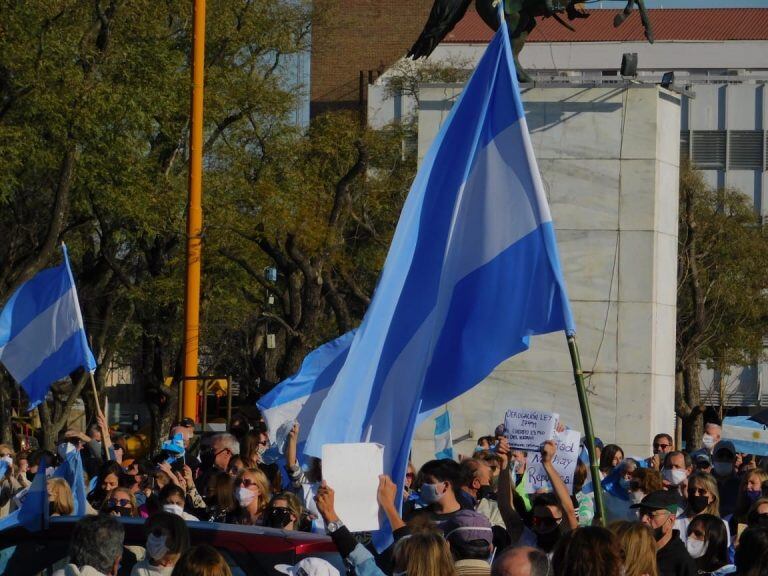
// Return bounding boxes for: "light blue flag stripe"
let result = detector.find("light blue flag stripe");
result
[18,456,49,532]
[52,449,88,515]
[303,8,574,551]
[0,245,97,409]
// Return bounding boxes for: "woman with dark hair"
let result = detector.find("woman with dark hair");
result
[552,526,624,576]
[131,511,190,576]
[158,484,199,521]
[204,471,236,522]
[734,526,768,575]
[87,460,123,510]
[686,514,733,575]
[600,445,624,478]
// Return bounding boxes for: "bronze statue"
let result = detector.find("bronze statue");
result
[409,0,654,82]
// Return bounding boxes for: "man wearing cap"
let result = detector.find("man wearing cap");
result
[633,490,696,576]
[444,509,495,576]
[711,440,740,516]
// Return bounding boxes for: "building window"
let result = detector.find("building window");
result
[691,130,726,170]
[729,131,764,170]
[680,131,690,163]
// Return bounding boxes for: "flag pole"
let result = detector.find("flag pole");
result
[567,334,606,526]
[182,0,206,422]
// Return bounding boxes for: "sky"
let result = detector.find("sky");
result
[593,0,768,7]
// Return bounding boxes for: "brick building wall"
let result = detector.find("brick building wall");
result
[310,0,434,116]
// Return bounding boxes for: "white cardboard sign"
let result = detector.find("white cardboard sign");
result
[321,442,384,532]
[526,428,581,494]
[503,409,559,452]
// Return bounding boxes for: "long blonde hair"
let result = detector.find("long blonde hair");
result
[610,521,658,576]
[236,467,271,514]
[688,472,720,517]
[393,530,457,576]
[48,477,75,516]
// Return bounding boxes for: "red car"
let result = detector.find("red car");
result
[0,516,344,576]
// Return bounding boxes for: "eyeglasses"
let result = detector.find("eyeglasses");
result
[236,478,259,489]
[108,498,131,508]
[653,443,671,450]
[638,509,669,520]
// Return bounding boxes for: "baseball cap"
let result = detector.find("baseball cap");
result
[713,440,736,459]
[694,453,712,467]
[274,558,340,576]
[630,489,680,512]
[442,509,494,547]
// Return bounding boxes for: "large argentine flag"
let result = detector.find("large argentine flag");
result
[0,245,97,409]
[304,5,574,531]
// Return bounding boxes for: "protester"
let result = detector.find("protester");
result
[48,477,75,516]
[600,445,624,478]
[102,486,139,517]
[459,458,506,530]
[52,514,125,576]
[407,458,464,525]
[573,460,595,526]
[630,468,664,506]
[443,509,495,576]
[733,526,768,575]
[158,484,199,521]
[240,430,269,468]
[729,469,768,536]
[685,514,733,575]
[677,472,729,544]
[284,422,325,532]
[170,545,232,576]
[225,456,245,478]
[700,424,722,457]
[203,471,236,522]
[609,521,658,576]
[228,467,271,525]
[88,460,123,510]
[196,433,239,493]
[662,451,693,496]
[649,434,675,470]
[711,442,740,517]
[264,491,305,531]
[403,461,417,503]
[552,526,623,576]
[130,511,190,576]
[633,490,697,576]
[491,546,550,576]
[747,497,768,529]
[0,443,22,517]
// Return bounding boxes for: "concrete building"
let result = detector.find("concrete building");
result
[365,8,768,459]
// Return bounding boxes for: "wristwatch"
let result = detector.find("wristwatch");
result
[326,520,345,534]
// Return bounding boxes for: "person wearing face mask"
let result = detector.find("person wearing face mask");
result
[629,468,664,507]
[158,484,200,521]
[404,458,464,525]
[195,433,239,494]
[131,512,190,576]
[727,469,768,537]
[685,514,734,576]
[459,459,505,528]
[603,458,639,522]
[675,472,730,546]
[264,492,305,531]
[662,451,693,497]
[0,444,22,518]
[443,510,495,576]
[228,467,271,525]
[694,424,722,458]
[101,486,138,517]
[87,460,124,510]
[633,490,697,576]
[710,442,739,517]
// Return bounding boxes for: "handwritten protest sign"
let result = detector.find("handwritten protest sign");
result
[322,443,383,532]
[526,428,581,494]
[503,409,559,452]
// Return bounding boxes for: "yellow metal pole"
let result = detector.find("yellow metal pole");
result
[183,0,206,422]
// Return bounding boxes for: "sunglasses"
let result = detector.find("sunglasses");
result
[653,443,671,450]
[108,498,131,508]
[532,515,562,528]
[236,478,259,489]
[405,473,415,480]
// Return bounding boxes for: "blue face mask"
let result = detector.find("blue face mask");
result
[619,478,631,491]
[419,482,446,504]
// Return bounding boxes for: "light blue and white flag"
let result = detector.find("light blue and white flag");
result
[52,449,88,515]
[304,6,574,550]
[0,245,97,409]
[257,330,356,455]
[723,416,768,456]
[434,411,454,460]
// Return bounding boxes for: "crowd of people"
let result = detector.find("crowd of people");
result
[3,415,768,576]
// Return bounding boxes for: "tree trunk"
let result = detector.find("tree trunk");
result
[682,362,704,450]
[0,376,13,446]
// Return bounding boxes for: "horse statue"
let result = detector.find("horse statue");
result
[408,0,654,82]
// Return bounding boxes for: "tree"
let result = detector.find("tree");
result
[676,164,768,448]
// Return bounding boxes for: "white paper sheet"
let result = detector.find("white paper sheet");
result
[321,442,384,532]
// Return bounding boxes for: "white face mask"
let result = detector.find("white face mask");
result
[146,533,169,561]
[236,486,257,507]
[686,538,707,559]
[702,434,715,450]
[162,503,184,517]
[630,490,646,505]
[663,468,687,487]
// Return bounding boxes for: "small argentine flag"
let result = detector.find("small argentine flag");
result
[434,410,454,460]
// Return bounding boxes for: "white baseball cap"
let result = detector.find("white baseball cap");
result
[274,558,340,576]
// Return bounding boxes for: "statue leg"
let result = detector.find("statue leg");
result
[513,31,531,83]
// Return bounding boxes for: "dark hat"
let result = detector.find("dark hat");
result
[594,437,604,450]
[630,489,680,512]
[713,440,736,459]
[694,452,712,466]
[494,424,505,437]
[442,510,493,547]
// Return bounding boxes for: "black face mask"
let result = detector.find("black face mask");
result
[200,449,215,469]
[688,494,709,514]
[653,525,666,541]
[265,507,293,529]
[476,485,494,501]
[49,502,56,516]
[535,528,561,552]
[26,471,35,482]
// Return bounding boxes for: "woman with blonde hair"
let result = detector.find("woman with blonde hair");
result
[677,472,730,544]
[729,468,768,535]
[264,491,306,531]
[170,545,231,576]
[228,467,270,525]
[48,477,75,516]
[610,521,658,576]
[102,486,139,517]
[393,529,457,576]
